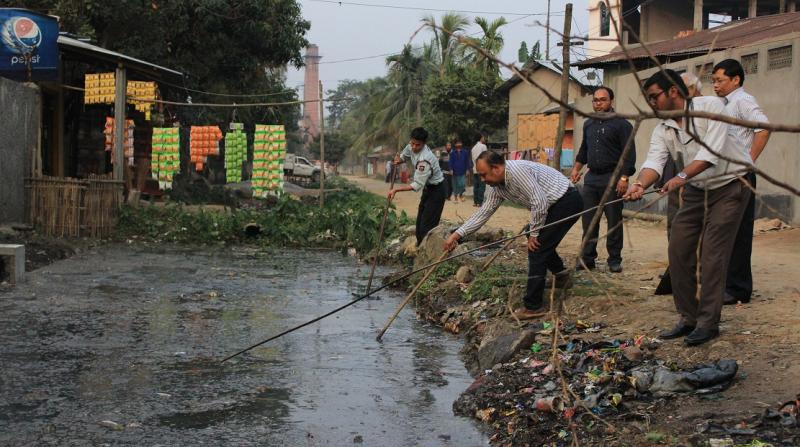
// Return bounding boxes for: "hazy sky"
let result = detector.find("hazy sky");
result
[286,0,591,95]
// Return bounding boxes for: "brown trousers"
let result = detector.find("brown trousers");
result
[668,179,750,330]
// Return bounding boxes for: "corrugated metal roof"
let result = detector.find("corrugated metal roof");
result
[58,35,183,79]
[575,11,800,68]
[499,59,602,93]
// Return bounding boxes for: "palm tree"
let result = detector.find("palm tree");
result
[422,13,470,77]
[471,16,508,76]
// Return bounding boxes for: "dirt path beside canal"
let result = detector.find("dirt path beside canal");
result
[346,174,800,444]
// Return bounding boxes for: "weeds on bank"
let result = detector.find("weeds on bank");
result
[116,178,412,254]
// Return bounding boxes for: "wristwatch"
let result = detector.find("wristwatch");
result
[677,172,688,180]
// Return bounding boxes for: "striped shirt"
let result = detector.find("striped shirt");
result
[400,144,444,191]
[722,87,769,162]
[455,160,570,238]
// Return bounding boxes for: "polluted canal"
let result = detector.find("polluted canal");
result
[0,244,489,446]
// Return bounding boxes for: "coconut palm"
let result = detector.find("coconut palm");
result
[470,16,508,76]
[422,12,470,77]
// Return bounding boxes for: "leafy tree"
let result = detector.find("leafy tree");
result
[422,12,470,77]
[308,129,351,165]
[470,16,507,75]
[422,68,508,144]
[518,41,529,64]
[530,40,542,61]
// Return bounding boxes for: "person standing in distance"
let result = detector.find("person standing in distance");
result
[389,127,447,246]
[712,58,770,305]
[471,133,488,207]
[569,86,635,273]
[449,139,471,202]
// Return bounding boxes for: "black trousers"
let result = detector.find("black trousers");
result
[416,182,447,246]
[442,173,453,199]
[524,188,583,310]
[580,182,624,265]
[726,172,756,300]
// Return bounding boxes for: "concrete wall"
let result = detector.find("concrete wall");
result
[640,1,694,42]
[507,69,587,151]
[0,77,39,224]
[579,34,800,222]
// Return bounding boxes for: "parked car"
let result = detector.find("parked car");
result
[284,154,321,182]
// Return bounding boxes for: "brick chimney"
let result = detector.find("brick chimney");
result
[303,44,322,139]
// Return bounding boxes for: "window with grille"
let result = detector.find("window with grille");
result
[599,3,610,37]
[768,45,792,70]
[695,63,714,83]
[741,53,758,74]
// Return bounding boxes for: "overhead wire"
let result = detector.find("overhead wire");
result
[305,0,563,17]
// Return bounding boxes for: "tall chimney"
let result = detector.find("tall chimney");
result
[303,44,322,139]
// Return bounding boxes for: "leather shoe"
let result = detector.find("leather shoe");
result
[659,323,695,340]
[723,293,751,305]
[513,306,547,320]
[608,262,623,273]
[684,327,719,346]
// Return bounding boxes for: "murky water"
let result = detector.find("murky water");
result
[0,244,488,446]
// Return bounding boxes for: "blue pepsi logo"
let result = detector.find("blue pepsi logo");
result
[2,16,43,55]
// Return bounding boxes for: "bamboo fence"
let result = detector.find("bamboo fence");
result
[25,175,123,238]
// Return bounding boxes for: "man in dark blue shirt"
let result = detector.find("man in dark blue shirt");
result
[569,86,635,273]
[449,140,472,202]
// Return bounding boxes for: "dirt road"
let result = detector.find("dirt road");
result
[346,174,800,434]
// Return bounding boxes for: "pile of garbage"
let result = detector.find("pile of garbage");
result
[454,331,741,445]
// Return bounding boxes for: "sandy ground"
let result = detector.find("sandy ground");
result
[345,174,800,434]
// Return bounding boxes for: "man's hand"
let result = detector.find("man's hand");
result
[393,154,402,165]
[616,178,628,196]
[623,182,644,201]
[527,235,541,252]
[387,189,397,200]
[660,175,687,194]
[443,232,461,252]
[569,167,582,183]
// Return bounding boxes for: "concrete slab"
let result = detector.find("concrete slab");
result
[0,244,24,284]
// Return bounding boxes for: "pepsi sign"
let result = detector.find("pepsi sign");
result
[0,9,58,81]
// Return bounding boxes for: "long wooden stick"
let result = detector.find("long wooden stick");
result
[376,250,450,341]
[364,166,398,295]
[481,225,528,270]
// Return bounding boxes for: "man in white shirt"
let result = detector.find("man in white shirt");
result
[470,133,488,206]
[712,59,771,305]
[624,69,751,346]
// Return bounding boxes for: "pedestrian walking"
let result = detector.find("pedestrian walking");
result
[569,86,635,273]
[449,139,471,202]
[624,69,752,346]
[712,58,770,305]
[444,152,583,320]
[389,127,447,246]
[440,142,454,200]
[471,133,488,207]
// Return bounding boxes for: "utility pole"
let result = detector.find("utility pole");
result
[319,80,325,208]
[553,3,572,171]
[545,0,551,60]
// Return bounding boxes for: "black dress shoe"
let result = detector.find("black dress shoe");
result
[608,262,623,273]
[723,293,751,305]
[659,324,695,340]
[684,327,719,346]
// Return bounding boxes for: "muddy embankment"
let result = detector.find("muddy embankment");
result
[381,223,800,447]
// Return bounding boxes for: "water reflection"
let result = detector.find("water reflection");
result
[0,245,487,446]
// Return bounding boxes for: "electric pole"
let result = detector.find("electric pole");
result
[553,3,572,170]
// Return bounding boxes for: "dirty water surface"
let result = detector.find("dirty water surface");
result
[0,244,488,446]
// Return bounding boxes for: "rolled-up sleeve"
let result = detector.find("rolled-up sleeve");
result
[640,124,671,177]
[456,188,502,237]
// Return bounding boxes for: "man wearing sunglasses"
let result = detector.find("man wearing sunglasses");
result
[623,69,752,346]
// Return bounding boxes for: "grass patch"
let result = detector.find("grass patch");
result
[116,177,412,253]
[465,263,528,303]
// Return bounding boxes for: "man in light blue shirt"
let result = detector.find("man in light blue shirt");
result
[389,127,446,245]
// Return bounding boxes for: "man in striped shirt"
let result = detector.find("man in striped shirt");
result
[443,152,583,320]
[712,59,771,305]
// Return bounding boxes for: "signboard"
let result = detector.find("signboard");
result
[0,9,59,81]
